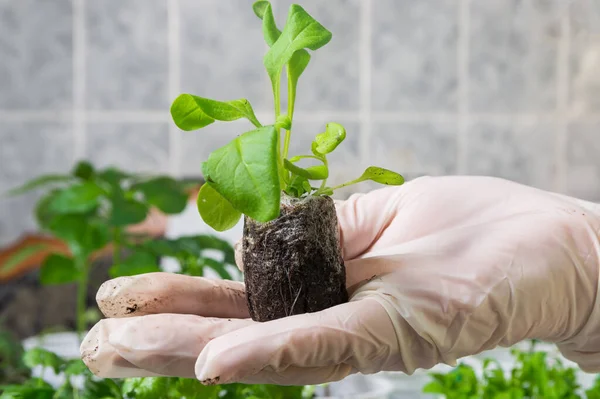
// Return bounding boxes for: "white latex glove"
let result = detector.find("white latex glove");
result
[81,176,600,386]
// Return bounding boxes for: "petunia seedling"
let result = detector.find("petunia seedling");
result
[170,1,404,231]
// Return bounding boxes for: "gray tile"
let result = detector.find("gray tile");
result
[0,122,74,183]
[371,121,458,177]
[566,123,600,201]
[0,122,73,246]
[274,0,361,112]
[0,193,39,247]
[470,0,560,113]
[466,121,557,189]
[569,27,600,115]
[179,0,272,113]
[372,0,459,113]
[0,0,72,110]
[86,122,170,173]
[570,0,600,38]
[86,0,168,110]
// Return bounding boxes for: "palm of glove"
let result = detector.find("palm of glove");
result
[81,176,600,386]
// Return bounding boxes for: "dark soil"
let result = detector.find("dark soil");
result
[242,193,348,322]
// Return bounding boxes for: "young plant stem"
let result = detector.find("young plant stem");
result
[273,74,288,188]
[282,64,295,162]
[75,256,90,341]
[319,158,329,190]
[112,227,122,266]
[327,177,365,192]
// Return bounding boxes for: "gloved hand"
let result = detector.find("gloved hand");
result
[81,176,600,386]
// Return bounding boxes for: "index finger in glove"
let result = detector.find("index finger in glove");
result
[194,298,399,386]
[96,272,249,319]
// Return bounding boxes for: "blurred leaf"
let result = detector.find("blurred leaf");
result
[22,348,64,374]
[97,167,129,190]
[0,379,55,399]
[132,177,188,214]
[204,258,233,280]
[121,377,170,399]
[109,195,149,226]
[5,175,72,197]
[48,215,110,256]
[46,182,105,214]
[72,161,95,180]
[109,251,160,278]
[422,381,445,394]
[174,378,220,398]
[64,359,90,377]
[40,254,79,285]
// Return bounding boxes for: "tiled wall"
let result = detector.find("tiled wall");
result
[0,0,599,246]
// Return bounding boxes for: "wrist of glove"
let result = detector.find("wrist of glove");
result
[81,176,600,386]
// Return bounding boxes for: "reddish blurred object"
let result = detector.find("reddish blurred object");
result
[0,186,201,283]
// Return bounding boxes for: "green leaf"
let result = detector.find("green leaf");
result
[357,167,404,186]
[121,377,171,399]
[39,254,79,285]
[252,0,311,114]
[275,114,292,130]
[72,161,95,180]
[170,94,261,131]
[203,257,233,280]
[202,126,280,223]
[109,195,149,226]
[197,183,242,232]
[132,177,188,214]
[253,1,280,47]
[97,167,129,189]
[174,378,220,399]
[264,4,331,103]
[313,122,346,155]
[22,348,64,374]
[287,50,311,112]
[6,175,73,197]
[283,159,328,180]
[284,175,311,197]
[46,182,105,214]
[422,381,445,394]
[109,251,160,278]
[48,215,110,256]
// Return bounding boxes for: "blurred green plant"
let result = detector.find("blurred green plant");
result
[0,346,312,399]
[0,324,29,386]
[423,341,600,399]
[2,161,237,339]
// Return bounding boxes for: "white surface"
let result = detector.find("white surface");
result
[22,332,84,388]
[160,201,243,279]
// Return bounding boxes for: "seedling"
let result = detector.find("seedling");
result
[170,0,404,232]
[170,1,404,323]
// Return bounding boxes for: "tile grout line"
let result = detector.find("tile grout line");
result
[6,110,600,123]
[168,0,182,177]
[358,0,372,166]
[457,0,470,175]
[6,108,600,122]
[555,8,570,194]
[72,0,86,161]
